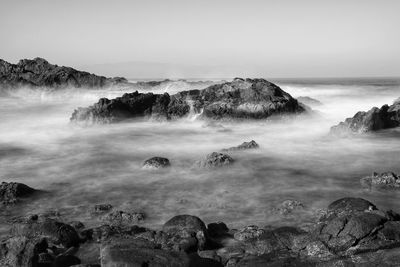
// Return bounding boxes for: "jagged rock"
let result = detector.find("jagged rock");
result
[101,210,145,225]
[361,172,400,189]
[273,200,305,215]
[330,100,400,135]
[197,152,234,168]
[10,218,80,248]
[100,238,190,267]
[0,182,36,205]
[142,157,171,169]
[297,96,323,107]
[0,57,127,89]
[234,226,266,241]
[221,140,259,152]
[0,236,48,267]
[162,215,208,252]
[70,78,306,124]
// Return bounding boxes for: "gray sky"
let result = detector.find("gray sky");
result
[0,0,399,78]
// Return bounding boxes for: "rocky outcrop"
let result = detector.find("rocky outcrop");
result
[0,57,128,90]
[196,152,234,168]
[361,172,400,189]
[0,182,36,205]
[330,99,400,135]
[142,157,171,169]
[70,78,306,123]
[221,140,259,152]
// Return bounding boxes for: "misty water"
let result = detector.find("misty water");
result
[1,78,400,235]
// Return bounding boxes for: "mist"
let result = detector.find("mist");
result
[1,78,400,235]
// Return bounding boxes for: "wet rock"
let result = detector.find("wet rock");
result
[163,215,208,252]
[235,251,314,267]
[221,140,259,152]
[234,225,265,241]
[0,236,48,267]
[101,210,145,226]
[197,152,234,168]
[142,156,171,169]
[71,78,306,124]
[93,204,113,213]
[208,222,230,238]
[361,172,400,189]
[10,218,80,248]
[100,238,190,267]
[37,252,54,265]
[69,221,85,230]
[321,197,377,221]
[198,250,222,262]
[330,100,400,135]
[0,182,36,205]
[273,199,305,215]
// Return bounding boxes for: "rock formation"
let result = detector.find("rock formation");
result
[70,78,306,123]
[330,99,400,135]
[0,57,128,89]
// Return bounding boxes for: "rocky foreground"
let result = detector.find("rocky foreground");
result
[3,185,400,267]
[70,78,306,123]
[330,99,400,135]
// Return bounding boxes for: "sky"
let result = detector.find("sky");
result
[0,0,399,78]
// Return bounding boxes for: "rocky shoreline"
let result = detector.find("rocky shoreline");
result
[3,185,400,267]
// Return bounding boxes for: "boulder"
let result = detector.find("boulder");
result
[142,157,171,169]
[234,226,266,242]
[10,218,80,248]
[162,215,208,252]
[197,152,234,168]
[0,57,128,89]
[361,172,400,189]
[330,100,400,135]
[221,140,259,152]
[70,78,306,123]
[0,182,36,205]
[0,236,48,267]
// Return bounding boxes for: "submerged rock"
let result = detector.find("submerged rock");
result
[196,152,234,168]
[142,156,171,169]
[94,203,113,213]
[273,199,305,215]
[221,140,259,152]
[101,210,145,225]
[330,99,400,135]
[0,182,36,205]
[70,78,306,124]
[361,172,400,189]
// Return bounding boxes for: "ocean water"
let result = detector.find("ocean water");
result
[0,78,399,235]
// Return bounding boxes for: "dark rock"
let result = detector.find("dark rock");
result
[163,215,208,252]
[297,96,323,107]
[101,210,145,225]
[0,182,36,205]
[70,78,306,124]
[0,57,128,90]
[37,252,54,265]
[208,222,230,238]
[235,251,315,267]
[321,197,377,221]
[142,157,171,169]
[361,172,400,189]
[197,152,234,168]
[52,255,81,267]
[69,221,85,230]
[10,218,80,248]
[100,238,190,267]
[93,204,113,213]
[221,140,259,152]
[0,236,48,267]
[198,250,222,262]
[330,100,400,135]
